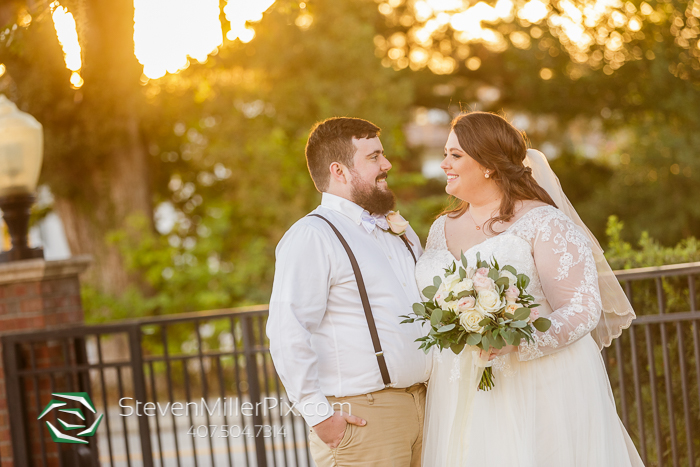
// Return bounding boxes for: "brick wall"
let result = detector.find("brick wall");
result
[0,257,91,467]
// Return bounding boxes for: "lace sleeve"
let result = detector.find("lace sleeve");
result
[518,210,602,361]
[425,216,446,251]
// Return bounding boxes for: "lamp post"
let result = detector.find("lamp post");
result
[0,94,44,262]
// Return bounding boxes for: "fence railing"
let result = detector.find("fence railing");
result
[2,262,700,467]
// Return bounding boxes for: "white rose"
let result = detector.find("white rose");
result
[386,211,410,235]
[476,289,505,316]
[505,302,519,315]
[434,291,448,309]
[452,278,474,295]
[442,273,461,294]
[459,309,485,333]
[499,270,518,287]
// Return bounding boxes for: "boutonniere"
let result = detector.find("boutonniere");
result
[386,211,412,244]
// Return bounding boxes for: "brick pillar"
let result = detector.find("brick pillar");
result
[0,256,91,467]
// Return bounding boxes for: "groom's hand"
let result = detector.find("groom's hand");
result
[313,411,366,449]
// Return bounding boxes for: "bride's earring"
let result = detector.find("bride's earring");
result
[484,171,490,179]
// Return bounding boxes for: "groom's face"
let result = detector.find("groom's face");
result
[347,136,396,214]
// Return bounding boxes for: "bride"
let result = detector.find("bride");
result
[415,111,644,466]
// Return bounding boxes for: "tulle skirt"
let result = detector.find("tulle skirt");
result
[422,334,644,467]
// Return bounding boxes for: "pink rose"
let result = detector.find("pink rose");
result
[529,308,540,323]
[457,296,476,312]
[473,275,494,292]
[476,267,489,277]
[505,286,520,303]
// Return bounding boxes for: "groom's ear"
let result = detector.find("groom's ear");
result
[329,162,348,185]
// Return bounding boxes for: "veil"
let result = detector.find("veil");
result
[524,148,636,349]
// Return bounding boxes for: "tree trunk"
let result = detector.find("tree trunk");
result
[53,117,152,295]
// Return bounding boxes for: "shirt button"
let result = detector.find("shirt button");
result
[402,282,406,287]
[388,255,392,259]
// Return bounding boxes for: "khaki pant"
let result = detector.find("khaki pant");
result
[309,384,426,467]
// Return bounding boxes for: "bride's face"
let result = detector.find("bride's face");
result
[440,130,492,201]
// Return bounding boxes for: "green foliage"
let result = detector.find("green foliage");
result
[79,0,418,321]
[605,215,700,270]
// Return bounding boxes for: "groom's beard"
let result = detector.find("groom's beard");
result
[349,170,396,215]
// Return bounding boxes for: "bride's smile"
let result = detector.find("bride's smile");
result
[440,129,498,205]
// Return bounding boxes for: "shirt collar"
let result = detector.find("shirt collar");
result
[321,192,365,226]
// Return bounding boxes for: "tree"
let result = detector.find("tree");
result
[1,0,153,293]
[374,0,700,244]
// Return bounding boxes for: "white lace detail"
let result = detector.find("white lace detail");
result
[518,331,559,360]
[449,353,461,382]
[491,355,515,377]
[425,215,447,251]
[415,205,603,364]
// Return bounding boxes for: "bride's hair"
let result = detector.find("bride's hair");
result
[442,111,556,232]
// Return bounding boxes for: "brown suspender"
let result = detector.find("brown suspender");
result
[309,214,416,387]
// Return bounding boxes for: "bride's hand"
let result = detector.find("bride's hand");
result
[487,345,518,361]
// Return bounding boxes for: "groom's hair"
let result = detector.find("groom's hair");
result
[305,117,381,192]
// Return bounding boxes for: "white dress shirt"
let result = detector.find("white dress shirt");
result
[267,193,432,426]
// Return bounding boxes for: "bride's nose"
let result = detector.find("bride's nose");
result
[440,157,450,171]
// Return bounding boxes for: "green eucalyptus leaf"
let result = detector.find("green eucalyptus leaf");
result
[495,277,510,288]
[501,265,517,276]
[433,276,442,288]
[513,307,531,321]
[533,317,552,332]
[438,323,456,333]
[412,303,426,315]
[459,267,466,279]
[431,308,443,326]
[451,342,466,354]
[517,274,530,289]
[511,320,527,328]
[466,333,481,346]
[461,251,468,269]
[423,285,438,299]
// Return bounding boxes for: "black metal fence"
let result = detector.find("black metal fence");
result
[2,305,310,467]
[1,262,699,467]
[605,262,700,467]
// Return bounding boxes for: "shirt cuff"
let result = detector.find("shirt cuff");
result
[294,392,334,427]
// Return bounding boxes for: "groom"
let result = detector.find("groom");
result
[267,117,431,466]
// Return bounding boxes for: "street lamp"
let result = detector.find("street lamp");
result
[0,94,44,262]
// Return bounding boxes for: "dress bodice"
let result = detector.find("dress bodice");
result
[415,205,602,361]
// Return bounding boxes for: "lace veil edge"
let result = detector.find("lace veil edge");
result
[524,149,637,350]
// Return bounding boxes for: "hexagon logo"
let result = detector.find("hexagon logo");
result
[37,392,103,444]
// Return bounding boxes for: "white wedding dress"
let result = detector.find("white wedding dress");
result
[416,205,644,467]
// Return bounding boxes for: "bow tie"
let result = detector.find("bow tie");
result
[360,211,389,233]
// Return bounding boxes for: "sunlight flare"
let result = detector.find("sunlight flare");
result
[224,0,276,43]
[50,2,83,87]
[134,0,223,79]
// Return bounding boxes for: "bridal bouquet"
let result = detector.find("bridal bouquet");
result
[401,253,551,390]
